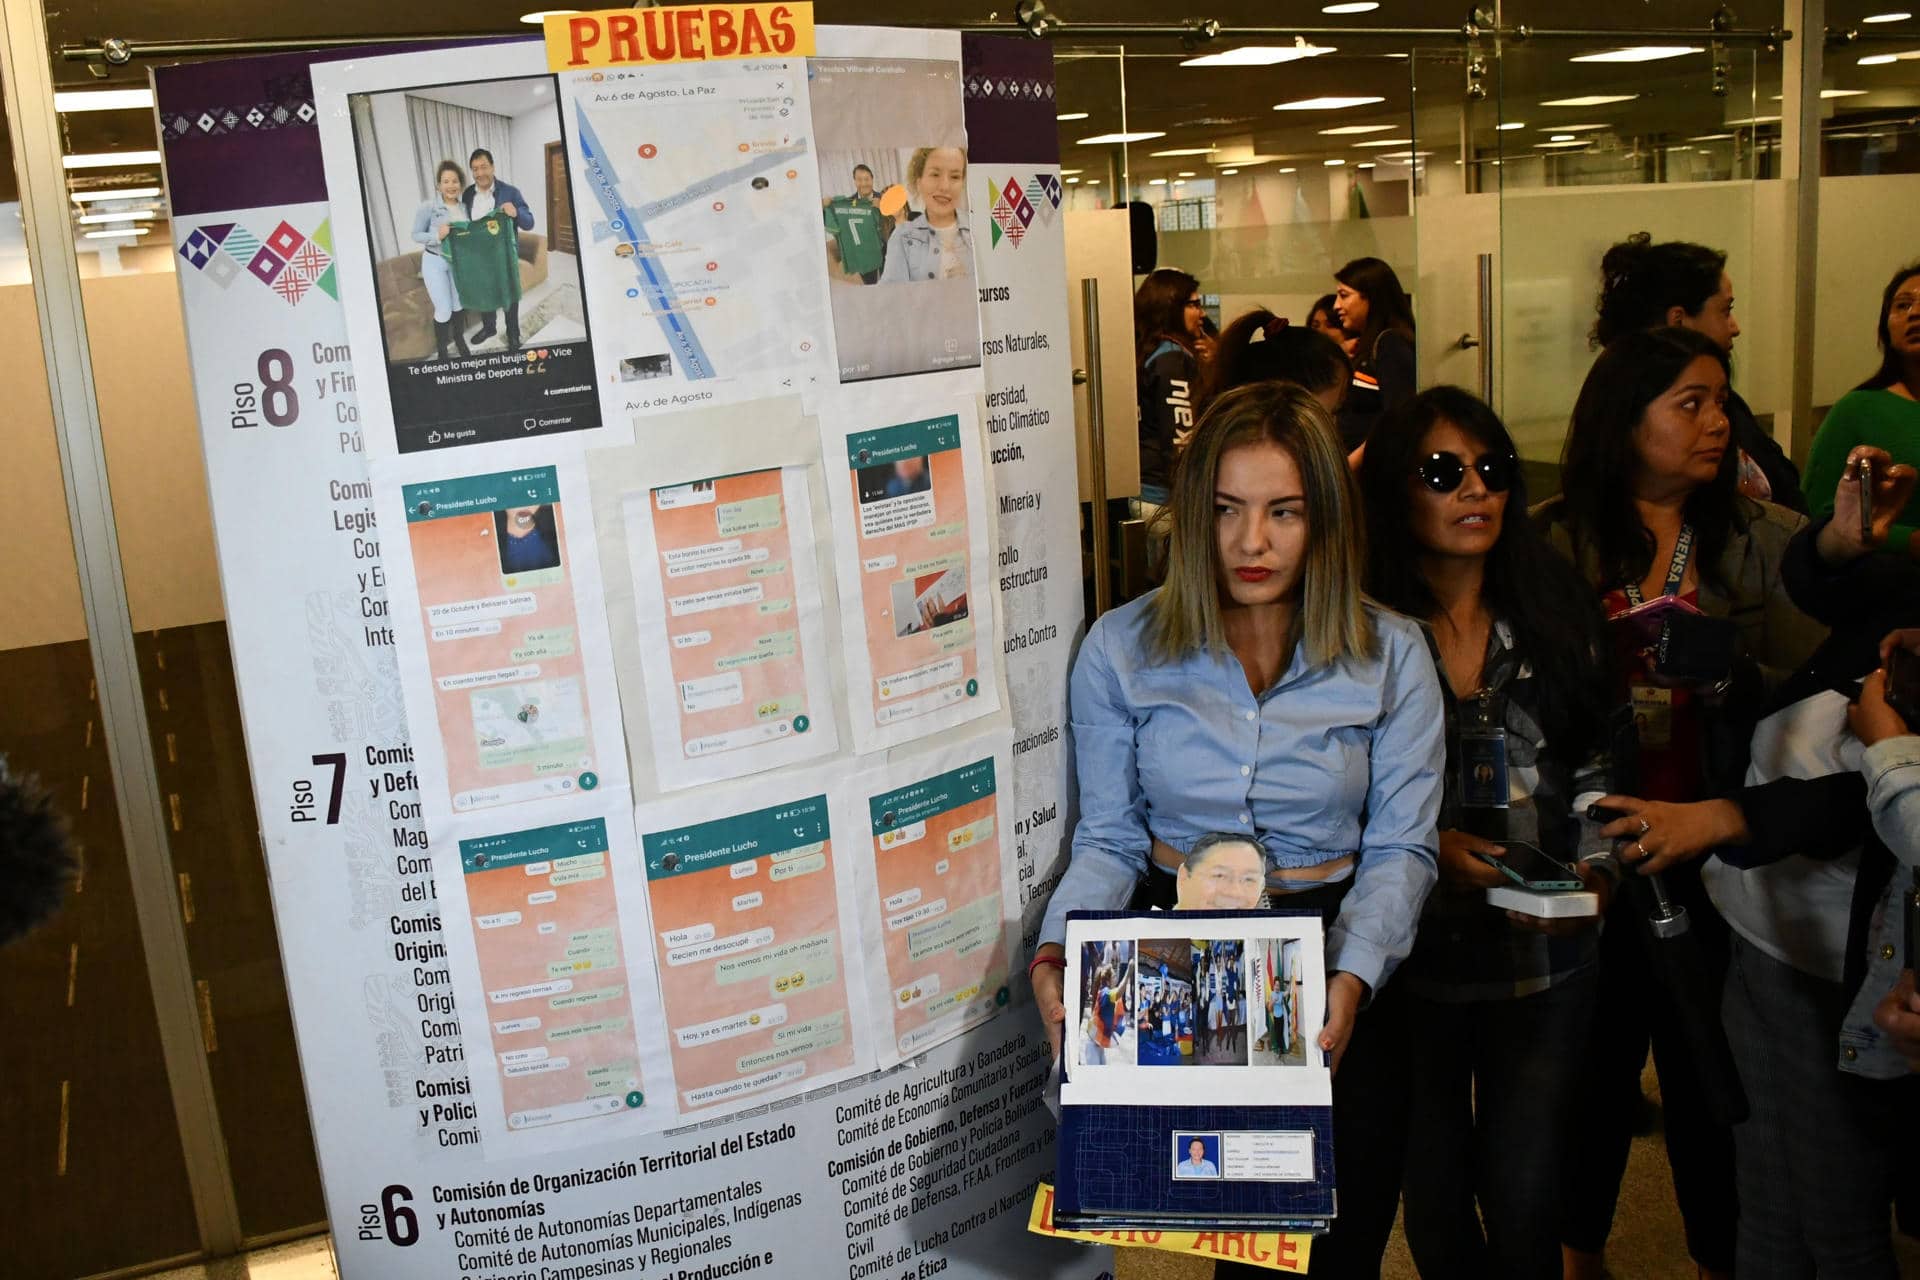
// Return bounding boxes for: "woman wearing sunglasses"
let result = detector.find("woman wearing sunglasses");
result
[1358,387,1616,1277]
[1538,327,1826,1280]
[1032,381,1443,1277]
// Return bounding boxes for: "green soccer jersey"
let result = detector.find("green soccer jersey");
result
[444,211,523,312]
[824,198,884,277]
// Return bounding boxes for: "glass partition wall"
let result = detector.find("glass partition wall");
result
[1048,8,1804,509]
[1487,35,1779,481]
[0,53,208,1280]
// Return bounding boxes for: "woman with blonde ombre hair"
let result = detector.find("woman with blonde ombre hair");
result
[1031,381,1444,1277]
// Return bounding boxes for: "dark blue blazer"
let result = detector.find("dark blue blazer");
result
[461,180,536,233]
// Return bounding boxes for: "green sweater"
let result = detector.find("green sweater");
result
[1805,388,1920,549]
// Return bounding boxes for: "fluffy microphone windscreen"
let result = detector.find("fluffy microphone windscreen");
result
[0,755,77,947]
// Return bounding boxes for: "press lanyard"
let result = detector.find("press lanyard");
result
[1458,688,1509,810]
[1623,523,1695,606]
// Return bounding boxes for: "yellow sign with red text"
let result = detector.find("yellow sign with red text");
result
[1027,1182,1313,1273]
[544,4,815,71]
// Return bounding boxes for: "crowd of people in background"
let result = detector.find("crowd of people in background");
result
[1028,238,1920,1278]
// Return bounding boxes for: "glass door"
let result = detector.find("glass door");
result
[1484,20,1781,484]
[0,87,207,1280]
[1115,44,1420,354]
[1407,41,1501,405]
[3,0,330,1265]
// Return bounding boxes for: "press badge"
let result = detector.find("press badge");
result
[1632,683,1674,749]
[1459,729,1510,809]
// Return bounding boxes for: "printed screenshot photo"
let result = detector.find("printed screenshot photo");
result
[401,466,604,810]
[458,817,648,1132]
[1077,940,1136,1068]
[619,465,839,789]
[809,57,982,381]
[843,414,982,730]
[557,57,835,422]
[638,791,864,1117]
[345,73,601,450]
[861,751,1010,1061]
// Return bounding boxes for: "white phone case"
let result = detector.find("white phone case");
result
[1486,886,1600,919]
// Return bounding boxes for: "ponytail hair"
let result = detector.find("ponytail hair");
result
[1592,232,1727,348]
[1197,308,1351,413]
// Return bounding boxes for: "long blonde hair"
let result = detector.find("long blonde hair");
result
[1145,381,1374,667]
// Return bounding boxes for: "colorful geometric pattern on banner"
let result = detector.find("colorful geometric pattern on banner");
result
[159,86,317,141]
[178,217,337,302]
[986,172,1062,249]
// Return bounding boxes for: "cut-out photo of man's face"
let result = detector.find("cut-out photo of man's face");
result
[1175,838,1265,911]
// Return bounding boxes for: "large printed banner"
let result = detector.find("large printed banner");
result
[159,28,1088,1279]
[957,32,1081,955]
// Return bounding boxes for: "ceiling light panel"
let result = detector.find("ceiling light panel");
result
[69,186,163,204]
[1569,47,1701,64]
[1539,95,1639,107]
[1274,96,1387,111]
[63,150,163,169]
[1182,45,1334,68]
[54,89,154,112]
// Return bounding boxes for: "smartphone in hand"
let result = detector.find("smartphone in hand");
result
[1471,841,1584,892]
[1860,455,1876,544]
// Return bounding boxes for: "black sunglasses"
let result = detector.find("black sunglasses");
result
[1415,451,1518,494]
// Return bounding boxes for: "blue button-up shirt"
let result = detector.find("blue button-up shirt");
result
[1040,591,1443,992]
[1841,735,1920,1079]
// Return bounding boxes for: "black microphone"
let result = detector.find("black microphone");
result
[0,755,78,947]
[1608,708,1750,1127]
